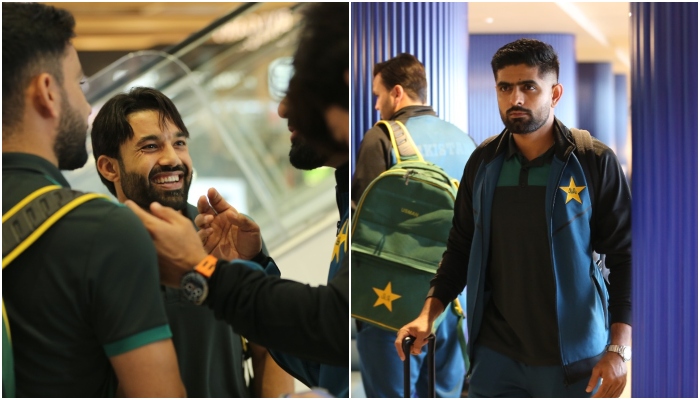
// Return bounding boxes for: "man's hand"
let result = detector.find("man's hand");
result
[394,297,445,361]
[587,322,631,397]
[395,315,434,361]
[586,351,628,397]
[125,200,209,287]
[194,187,262,261]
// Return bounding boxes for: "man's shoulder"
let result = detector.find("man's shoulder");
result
[362,123,387,138]
[64,197,155,251]
[565,125,617,160]
[465,132,503,167]
[404,114,466,135]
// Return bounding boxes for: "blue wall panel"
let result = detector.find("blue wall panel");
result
[468,34,577,145]
[630,2,698,397]
[614,74,628,170]
[577,62,615,147]
[351,2,469,172]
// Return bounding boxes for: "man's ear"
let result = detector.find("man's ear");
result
[96,155,120,183]
[392,85,405,106]
[30,73,61,119]
[551,82,564,108]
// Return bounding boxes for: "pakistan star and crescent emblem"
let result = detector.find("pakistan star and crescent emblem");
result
[372,282,401,312]
[559,176,586,204]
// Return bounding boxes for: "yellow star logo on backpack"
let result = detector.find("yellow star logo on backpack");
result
[372,282,402,312]
[559,176,586,204]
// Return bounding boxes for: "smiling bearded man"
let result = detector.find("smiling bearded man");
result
[89,86,294,398]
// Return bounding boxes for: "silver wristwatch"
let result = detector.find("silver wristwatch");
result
[606,344,631,362]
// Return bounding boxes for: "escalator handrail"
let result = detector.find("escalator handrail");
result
[86,2,260,104]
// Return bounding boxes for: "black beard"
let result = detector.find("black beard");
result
[500,106,549,135]
[289,138,327,170]
[119,160,191,211]
[54,92,88,170]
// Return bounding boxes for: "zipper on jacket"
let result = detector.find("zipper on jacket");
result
[551,157,571,386]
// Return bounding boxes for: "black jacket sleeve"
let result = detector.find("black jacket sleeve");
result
[205,257,349,366]
[427,142,487,306]
[351,125,393,210]
[591,144,632,326]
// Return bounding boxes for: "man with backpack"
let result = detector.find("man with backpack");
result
[2,3,184,397]
[352,53,476,398]
[397,39,632,398]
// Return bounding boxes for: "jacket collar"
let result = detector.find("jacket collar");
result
[390,105,436,121]
[2,152,71,188]
[486,117,576,163]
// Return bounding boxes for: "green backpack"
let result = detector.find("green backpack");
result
[351,120,466,359]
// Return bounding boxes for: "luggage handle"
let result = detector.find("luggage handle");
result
[402,334,436,398]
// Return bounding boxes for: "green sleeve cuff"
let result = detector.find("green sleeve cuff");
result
[103,325,172,357]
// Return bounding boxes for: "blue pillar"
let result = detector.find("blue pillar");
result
[468,34,577,145]
[577,62,615,147]
[351,2,468,172]
[631,2,698,398]
[613,74,628,171]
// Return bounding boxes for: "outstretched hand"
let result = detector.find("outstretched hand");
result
[194,187,262,261]
[125,200,209,287]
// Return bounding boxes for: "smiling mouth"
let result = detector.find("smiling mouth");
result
[151,173,183,185]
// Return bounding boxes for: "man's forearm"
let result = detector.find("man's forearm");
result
[609,322,632,345]
[207,260,348,365]
[422,296,447,323]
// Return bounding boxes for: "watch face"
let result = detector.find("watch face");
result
[622,347,632,360]
[181,271,208,305]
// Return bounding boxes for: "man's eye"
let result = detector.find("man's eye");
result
[142,144,158,150]
[175,141,187,146]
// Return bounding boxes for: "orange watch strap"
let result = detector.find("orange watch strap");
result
[194,255,218,278]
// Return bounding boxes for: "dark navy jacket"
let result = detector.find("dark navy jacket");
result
[429,119,632,383]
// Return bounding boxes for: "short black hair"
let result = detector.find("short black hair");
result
[373,53,427,103]
[491,38,560,81]
[285,3,348,151]
[2,2,76,135]
[91,87,190,196]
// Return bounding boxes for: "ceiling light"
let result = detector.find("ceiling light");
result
[628,12,632,17]
[485,17,494,24]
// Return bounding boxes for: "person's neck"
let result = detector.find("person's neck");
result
[395,99,423,114]
[511,119,556,161]
[324,153,350,169]
[2,125,59,166]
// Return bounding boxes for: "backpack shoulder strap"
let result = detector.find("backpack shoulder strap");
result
[569,128,599,209]
[569,128,604,268]
[376,120,424,163]
[2,187,110,267]
[2,186,110,397]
